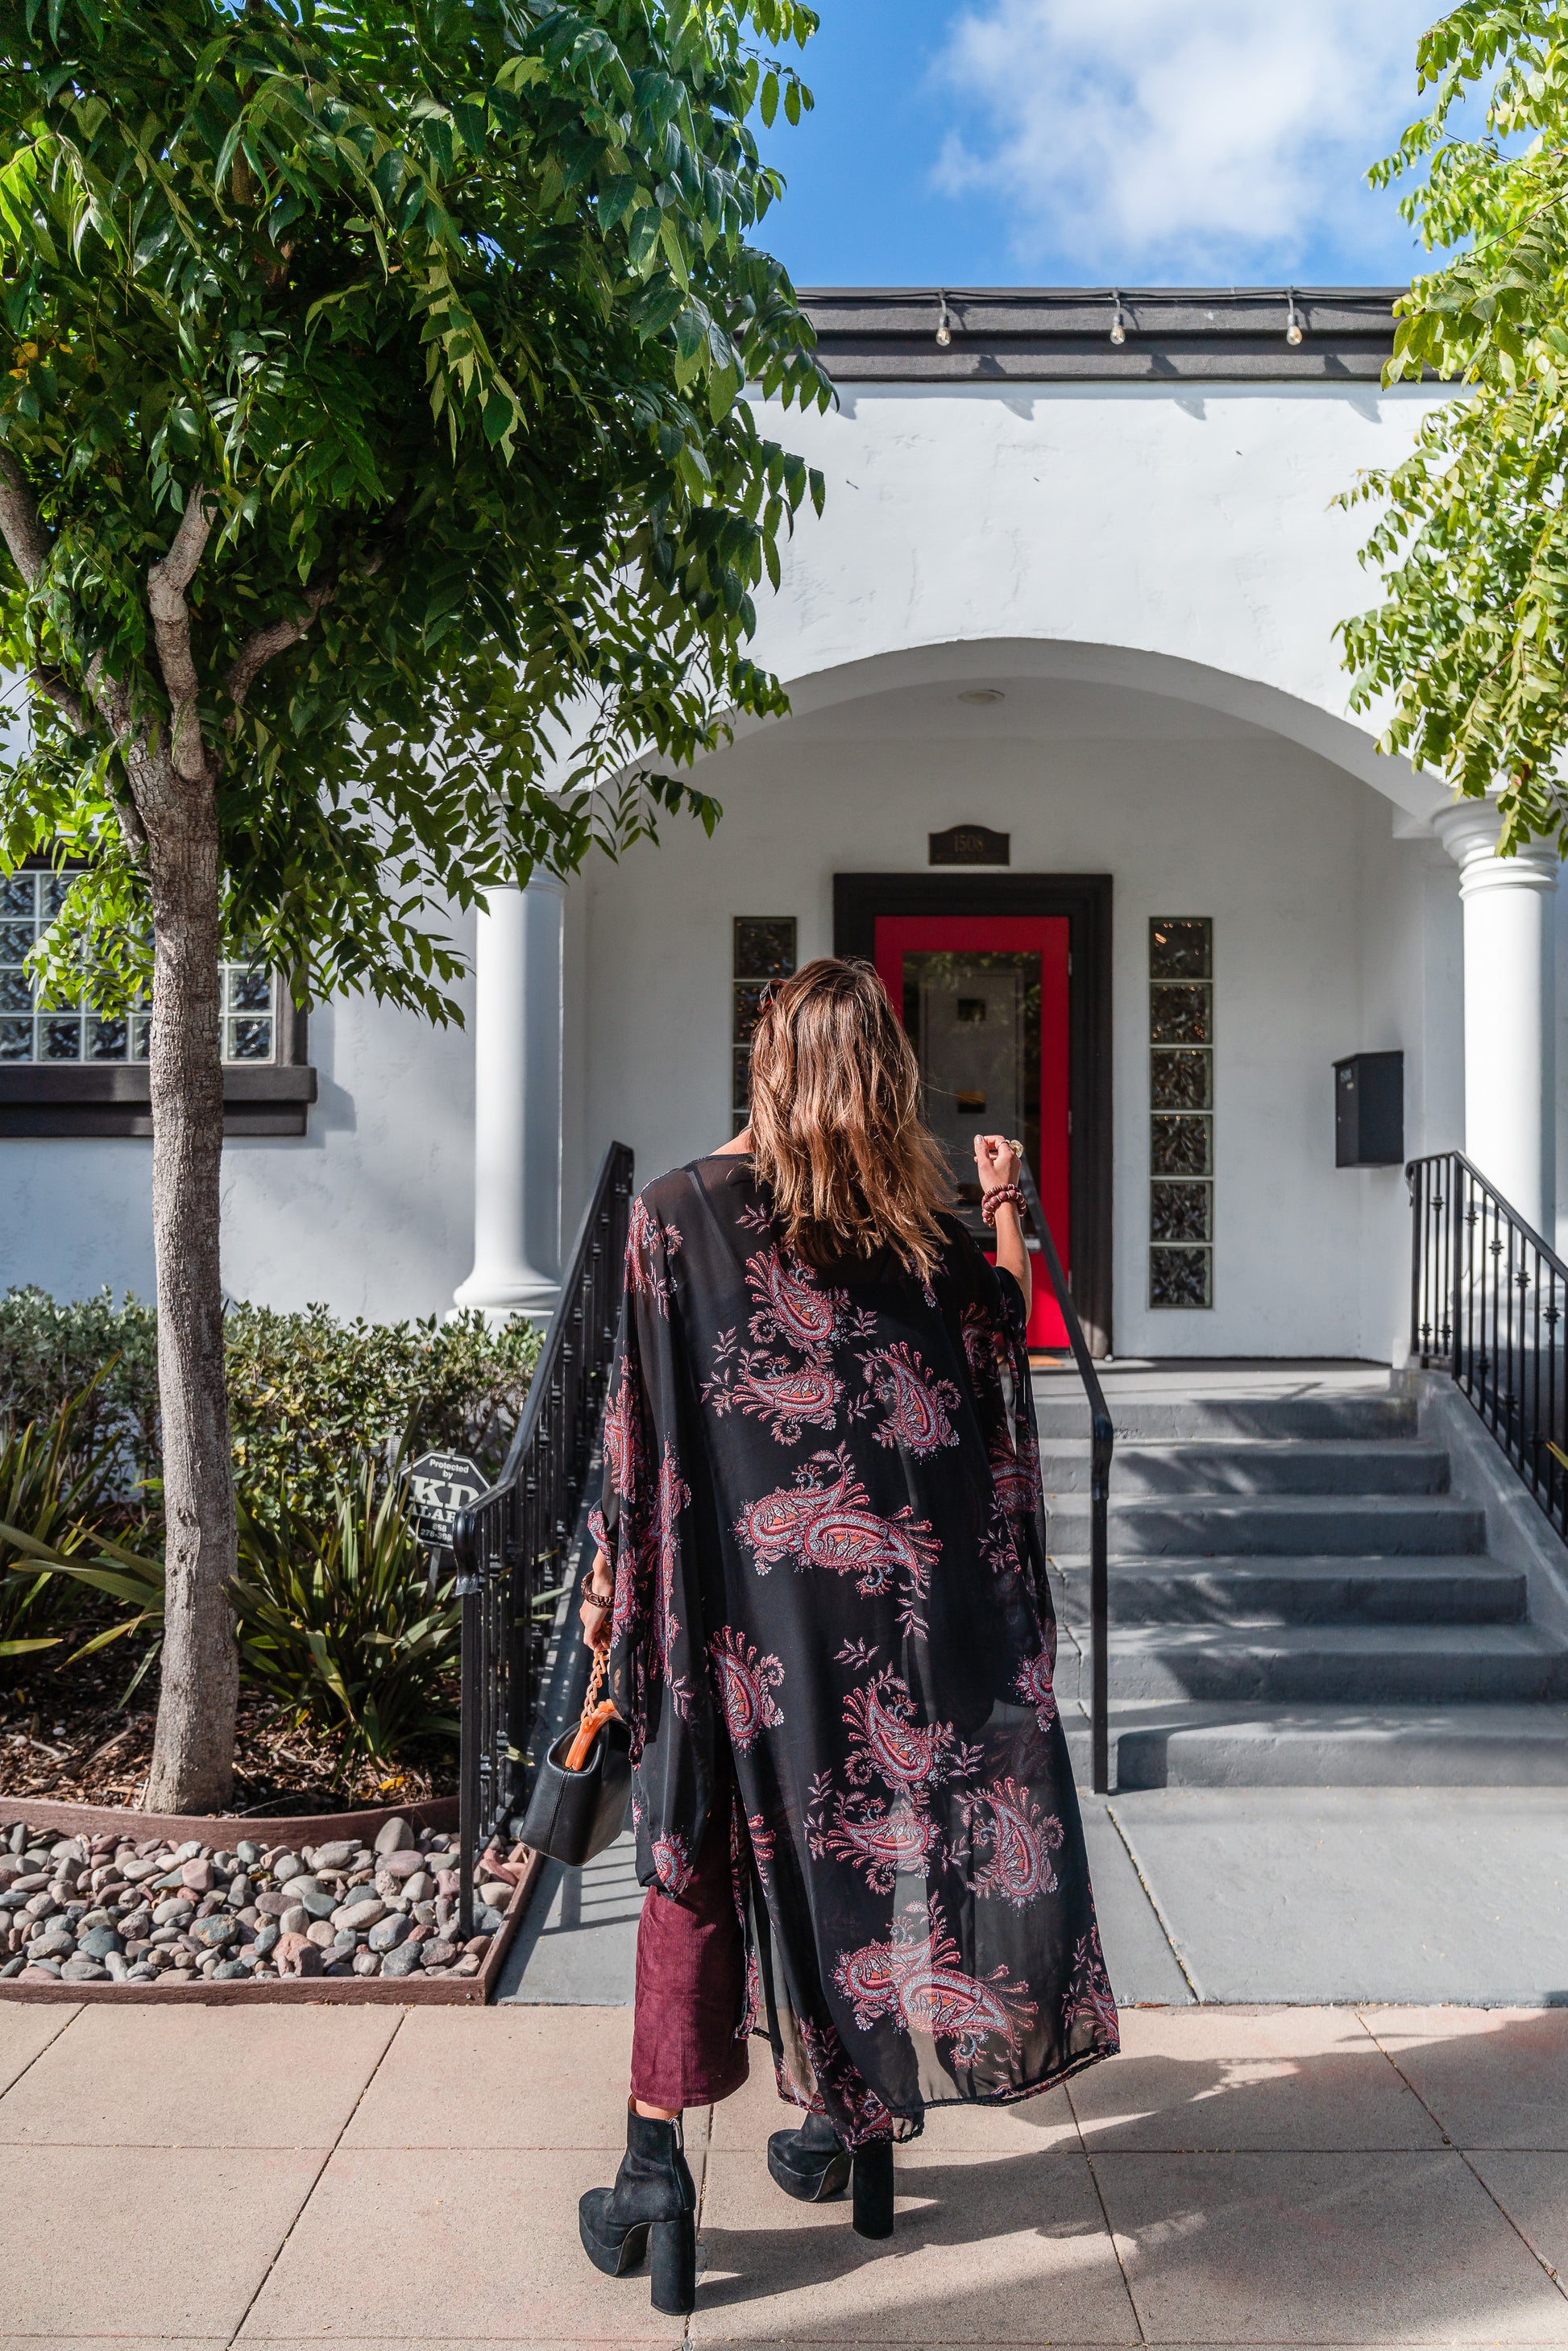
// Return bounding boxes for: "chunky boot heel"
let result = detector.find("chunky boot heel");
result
[649,2214,697,2316]
[852,2141,894,2240]
[579,2108,696,2301]
[767,2108,852,2203]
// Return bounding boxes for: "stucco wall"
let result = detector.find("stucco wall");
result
[740,379,1455,828]
[0,910,477,1325]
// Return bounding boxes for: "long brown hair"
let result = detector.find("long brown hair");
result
[747,957,952,1279]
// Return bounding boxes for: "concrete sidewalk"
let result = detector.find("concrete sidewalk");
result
[10,1997,1568,2345]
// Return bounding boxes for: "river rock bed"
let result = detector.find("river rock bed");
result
[0,1816,521,1985]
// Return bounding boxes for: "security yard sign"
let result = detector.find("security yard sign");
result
[408,1451,488,1553]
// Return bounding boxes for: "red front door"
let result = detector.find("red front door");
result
[873,914,1071,1350]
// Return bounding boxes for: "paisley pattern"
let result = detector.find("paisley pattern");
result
[709,1627,786,1752]
[598,1154,1118,2146]
[960,1778,1064,1908]
[835,1897,1038,2066]
[858,1343,962,1456]
[735,1446,940,1634]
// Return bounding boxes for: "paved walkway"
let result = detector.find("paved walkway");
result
[10,1997,1568,2345]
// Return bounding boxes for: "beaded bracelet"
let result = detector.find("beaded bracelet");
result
[981,1182,1027,1227]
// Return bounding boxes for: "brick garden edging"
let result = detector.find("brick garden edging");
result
[0,1793,545,2006]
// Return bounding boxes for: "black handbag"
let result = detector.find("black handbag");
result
[520,1651,632,1866]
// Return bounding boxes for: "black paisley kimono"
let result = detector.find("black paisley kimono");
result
[592,1153,1118,2144]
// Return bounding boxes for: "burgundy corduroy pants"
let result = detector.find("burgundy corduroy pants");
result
[628,1812,751,2113]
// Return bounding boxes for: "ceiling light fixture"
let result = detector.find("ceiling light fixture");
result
[935,293,953,349]
[958,688,1005,704]
[1109,290,1127,347]
[1285,289,1304,347]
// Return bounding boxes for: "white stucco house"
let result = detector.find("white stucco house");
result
[0,286,1556,1368]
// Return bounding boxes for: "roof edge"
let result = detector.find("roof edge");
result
[795,285,1410,386]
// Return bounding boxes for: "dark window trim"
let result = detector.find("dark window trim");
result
[1,857,316,1138]
[833,870,1114,1357]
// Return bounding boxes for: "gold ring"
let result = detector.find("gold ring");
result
[1010,1138,1023,1155]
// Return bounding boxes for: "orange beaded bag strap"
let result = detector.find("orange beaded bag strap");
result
[565,1648,620,1771]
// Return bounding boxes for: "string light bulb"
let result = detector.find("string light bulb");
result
[1109,290,1126,346]
[935,294,953,348]
[1285,290,1304,347]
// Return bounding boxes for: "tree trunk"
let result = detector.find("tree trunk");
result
[141,763,239,1814]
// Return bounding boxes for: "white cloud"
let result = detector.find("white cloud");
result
[932,0,1433,273]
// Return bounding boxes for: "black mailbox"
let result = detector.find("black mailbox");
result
[1334,1051,1404,1167]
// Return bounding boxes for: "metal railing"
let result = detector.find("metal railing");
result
[450,1141,635,1938]
[1017,1159,1115,1795]
[1408,1148,1568,1544]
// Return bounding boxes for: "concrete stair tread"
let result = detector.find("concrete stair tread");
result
[1084,1621,1565,1656]
[1075,1491,1480,1514]
[1031,1394,1420,1442]
[1047,1553,1526,1626]
[1042,1437,1444,1457]
[1050,1551,1517,1578]
[1066,1698,1568,1734]
[1057,1700,1568,1786]
[1040,1439,1450,1497]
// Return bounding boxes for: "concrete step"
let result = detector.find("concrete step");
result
[1059,1701,1568,1788]
[1053,1621,1568,1706]
[1050,1553,1527,1627]
[1039,1439,1450,1499]
[1047,1491,1488,1557]
[1032,1391,1418,1444]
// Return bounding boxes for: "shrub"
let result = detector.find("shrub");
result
[225,1304,541,1514]
[0,1289,160,1494]
[0,1289,542,1517]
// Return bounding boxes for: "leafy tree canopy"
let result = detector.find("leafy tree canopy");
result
[1338,2,1568,853]
[0,0,829,1018]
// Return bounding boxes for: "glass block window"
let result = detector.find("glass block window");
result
[0,870,276,1066]
[732,918,796,1135]
[1150,918,1213,1308]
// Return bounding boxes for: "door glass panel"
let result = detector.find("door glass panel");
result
[902,949,1041,1236]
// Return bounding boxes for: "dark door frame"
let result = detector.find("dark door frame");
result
[834,872,1114,1357]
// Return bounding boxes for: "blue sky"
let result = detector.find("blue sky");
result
[760,0,1446,291]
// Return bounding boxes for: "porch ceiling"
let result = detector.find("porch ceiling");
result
[718,637,1450,829]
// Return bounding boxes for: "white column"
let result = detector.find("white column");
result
[1435,801,1558,1234]
[454,877,565,1319]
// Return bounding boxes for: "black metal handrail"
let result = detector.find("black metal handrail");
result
[450,1140,635,1938]
[1016,1159,1114,1795]
[1408,1148,1568,1543]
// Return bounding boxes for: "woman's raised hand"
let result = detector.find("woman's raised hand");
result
[579,1547,614,1653]
[973,1133,1021,1191]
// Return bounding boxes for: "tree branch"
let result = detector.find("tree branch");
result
[223,581,334,719]
[2,455,132,746]
[28,664,88,732]
[146,484,216,783]
[0,447,52,588]
[222,508,403,724]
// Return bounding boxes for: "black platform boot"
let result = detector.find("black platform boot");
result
[767,2112,895,2239]
[579,2106,698,2315]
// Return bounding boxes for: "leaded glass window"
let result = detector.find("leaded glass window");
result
[1150,918,1213,1308]
[732,917,797,1134]
[0,871,276,1066]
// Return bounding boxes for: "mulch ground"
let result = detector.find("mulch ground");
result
[0,1651,456,1814]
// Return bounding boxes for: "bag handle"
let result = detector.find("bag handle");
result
[565,1648,620,1771]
